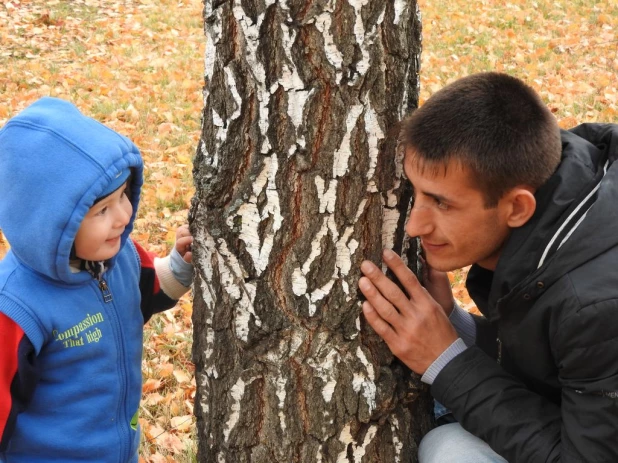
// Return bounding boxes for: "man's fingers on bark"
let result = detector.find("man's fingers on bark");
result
[383,249,424,298]
[360,260,414,313]
[362,302,397,343]
[358,277,402,324]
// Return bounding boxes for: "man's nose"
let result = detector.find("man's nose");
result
[405,203,434,237]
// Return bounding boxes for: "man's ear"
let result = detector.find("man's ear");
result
[503,187,536,228]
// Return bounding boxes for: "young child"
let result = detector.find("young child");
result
[0,97,194,462]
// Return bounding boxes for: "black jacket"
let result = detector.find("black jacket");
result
[432,124,618,462]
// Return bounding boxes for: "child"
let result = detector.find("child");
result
[0,97,194,462]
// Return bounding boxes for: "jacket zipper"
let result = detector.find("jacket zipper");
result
[98,277,113,303]
[496,335,502,365]
[94,274,131,459]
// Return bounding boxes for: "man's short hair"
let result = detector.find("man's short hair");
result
[400,72,562,207]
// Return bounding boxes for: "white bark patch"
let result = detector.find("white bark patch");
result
[198,372,210,416]
[309,279,335,316]
[224,377,246,441]
[276,375,288,432]
[224,66,242,122]
[290,330,305,356]
[349,0,371,78]
[204,7,221,81]
[391,416,404,460]
[333,104,364,178]
[229,156,282,276]
[381,206,400,258]
[292,217,329,296]
[279,19,313,131]
[291,267,308,297]
[212,111,229,152]
[232,1,272,154]
[195,230,222,415]
[394,0,407,25]
[291,217,340,316]
[195,229,217,306]
[307,344,340,403]
[232,2,265,83]
[335,226,355,277]
[264,337,290,364]
[333,199,366,294]
[352,347,376,413]
[353,425,378,462]
[336,422,378,463]
[216,239,260,342]
[314,1,344,82]
[204,32,216,82]
[322,380,337,403]
[336,424,355,462]
[195,229,219,375]
[204,9,222,166]
[315,175,338,214]
[364,104,384,191]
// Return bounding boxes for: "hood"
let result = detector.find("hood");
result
[0,97,143,284]
[485,123,618,318]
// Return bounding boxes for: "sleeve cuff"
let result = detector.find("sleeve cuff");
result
[169,247,194,286]
[154,255,191,300]
[449,301,477,347]
[421,338,468,385]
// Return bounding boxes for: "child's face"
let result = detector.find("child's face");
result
[74,182,132,261]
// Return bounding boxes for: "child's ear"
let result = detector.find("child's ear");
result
[504,187,536,228]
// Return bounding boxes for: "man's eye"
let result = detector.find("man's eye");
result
[435,199,449,211]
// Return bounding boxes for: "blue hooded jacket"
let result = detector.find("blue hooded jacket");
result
[0,97,154,462]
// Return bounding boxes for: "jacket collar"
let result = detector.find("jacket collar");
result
[468,124,618,321]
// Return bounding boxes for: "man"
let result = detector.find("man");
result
[358,72,618,462]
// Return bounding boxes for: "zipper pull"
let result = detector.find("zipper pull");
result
[99,278,113,303]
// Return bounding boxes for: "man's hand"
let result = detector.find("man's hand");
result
[421,257,456,316]
[358,249,458,374]
[175,224,193,263]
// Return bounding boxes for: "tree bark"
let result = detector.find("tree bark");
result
[191,1,430,461]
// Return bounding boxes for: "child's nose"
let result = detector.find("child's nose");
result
[114,204,132,227]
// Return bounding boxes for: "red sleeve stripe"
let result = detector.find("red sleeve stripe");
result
[132,239,160,294]
[0,313,24,441]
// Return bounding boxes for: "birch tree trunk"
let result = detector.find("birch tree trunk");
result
[190,1,430,461]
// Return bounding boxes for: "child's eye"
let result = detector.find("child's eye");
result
[96,206,108,216]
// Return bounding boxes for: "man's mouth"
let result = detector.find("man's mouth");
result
[421,240,447,252]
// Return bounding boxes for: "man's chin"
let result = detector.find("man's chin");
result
[423,255,460,273]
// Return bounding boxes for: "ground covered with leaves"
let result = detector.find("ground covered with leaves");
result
[0,0,616,461]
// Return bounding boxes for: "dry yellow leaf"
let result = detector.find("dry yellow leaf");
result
[173,369,191,384]
[142,378,162,394]
[158,363,175,378]
[170,415,193,433]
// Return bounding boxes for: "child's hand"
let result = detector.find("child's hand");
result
[175,224,193,263]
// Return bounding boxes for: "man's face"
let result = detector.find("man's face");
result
[74,182,132,261]
[404,153,511,271]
